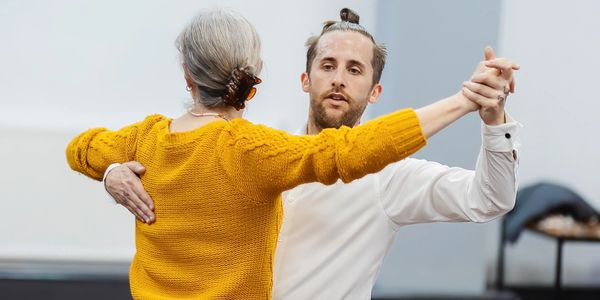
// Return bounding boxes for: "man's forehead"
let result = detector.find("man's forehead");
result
[315,31,373,63]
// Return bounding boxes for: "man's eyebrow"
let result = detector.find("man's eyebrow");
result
[319,57,366,68]
[347,59,366,69]
[319,57,337,63]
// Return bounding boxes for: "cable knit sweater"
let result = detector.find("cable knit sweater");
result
[65,108,426,299]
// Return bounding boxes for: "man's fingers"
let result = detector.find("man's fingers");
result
[463,81,500,99]
[484,61,514,76]
[122,167,155,220]
[129,205,148,223]
[484,59,519,81]
[127,182,155,222]
[114,193,148,223]
[483,57,519,93]
[126,191,155,223]
[123,161,146,176]
[131,179,155,212]
[462,87,485,106]
[123,205,141,221]
[484,46,496,61]
[462,87,502,109]
[471,73,505,90]
[485,58,520,71]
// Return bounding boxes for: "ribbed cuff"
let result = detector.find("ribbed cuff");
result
[378,108,427,158]
[67,127,107,181]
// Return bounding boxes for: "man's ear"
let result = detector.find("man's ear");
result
[368,83,382,104]
[301,72,310,93]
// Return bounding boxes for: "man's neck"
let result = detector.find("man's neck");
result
[306,121,321,135]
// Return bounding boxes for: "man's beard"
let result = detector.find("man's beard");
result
[311,97,368,130]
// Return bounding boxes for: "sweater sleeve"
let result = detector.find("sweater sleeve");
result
[65,115,165,181]
[218,108,427,200]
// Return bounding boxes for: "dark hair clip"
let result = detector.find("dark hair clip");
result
[222,67,262,110]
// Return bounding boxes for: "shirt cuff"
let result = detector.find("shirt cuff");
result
[102,163,121,205]
[481,113,523,152]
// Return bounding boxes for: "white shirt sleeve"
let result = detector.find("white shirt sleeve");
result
[102,163,121,205]
[378,116,523,226]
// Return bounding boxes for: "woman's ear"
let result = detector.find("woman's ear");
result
[182,64,194,89]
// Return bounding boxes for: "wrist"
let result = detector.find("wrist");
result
[483,111,506,125]
[103,163,121,203]
[453,91,478,114]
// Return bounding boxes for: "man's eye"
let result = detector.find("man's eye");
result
[323,64,334,71]
[349,68,361,75]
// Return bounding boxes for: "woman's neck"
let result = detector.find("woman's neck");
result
[170,104,243,133]
[190,104,242,119]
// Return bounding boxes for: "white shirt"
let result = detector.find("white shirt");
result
[104,119,522,300]
[272,119,521,300]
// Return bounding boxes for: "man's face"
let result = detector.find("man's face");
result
[302,31,382,130]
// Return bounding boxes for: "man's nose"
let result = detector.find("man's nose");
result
[331,69,346,88]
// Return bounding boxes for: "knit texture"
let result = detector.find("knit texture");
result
[66,108,426,299]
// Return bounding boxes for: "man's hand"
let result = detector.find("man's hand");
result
[462,47,520,125]
[105,161,155,223]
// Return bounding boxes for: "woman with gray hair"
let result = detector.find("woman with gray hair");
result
[66,8,510,299]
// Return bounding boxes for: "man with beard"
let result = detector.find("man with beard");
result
[100,8,521,300]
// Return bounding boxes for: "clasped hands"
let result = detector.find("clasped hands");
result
[461,46,520,125]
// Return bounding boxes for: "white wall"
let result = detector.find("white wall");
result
[0,0,375,263]
[0,128,136,263]
[491,0,600,287]
[0,0,377,132]
[499,0,600,209]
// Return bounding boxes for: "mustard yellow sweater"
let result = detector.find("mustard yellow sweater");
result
[66,109,426,299]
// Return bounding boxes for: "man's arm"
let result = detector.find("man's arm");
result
[378,118,521,226]
[379,48,521,225]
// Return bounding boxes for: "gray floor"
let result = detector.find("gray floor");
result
[3,278,600,299]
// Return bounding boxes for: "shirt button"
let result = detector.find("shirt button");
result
[505,133,511,139]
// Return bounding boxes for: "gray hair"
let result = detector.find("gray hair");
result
[176,9,262,108]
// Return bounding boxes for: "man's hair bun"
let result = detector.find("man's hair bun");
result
[340,8,359,24]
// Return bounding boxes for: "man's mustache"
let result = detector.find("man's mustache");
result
[320,89,352,103]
